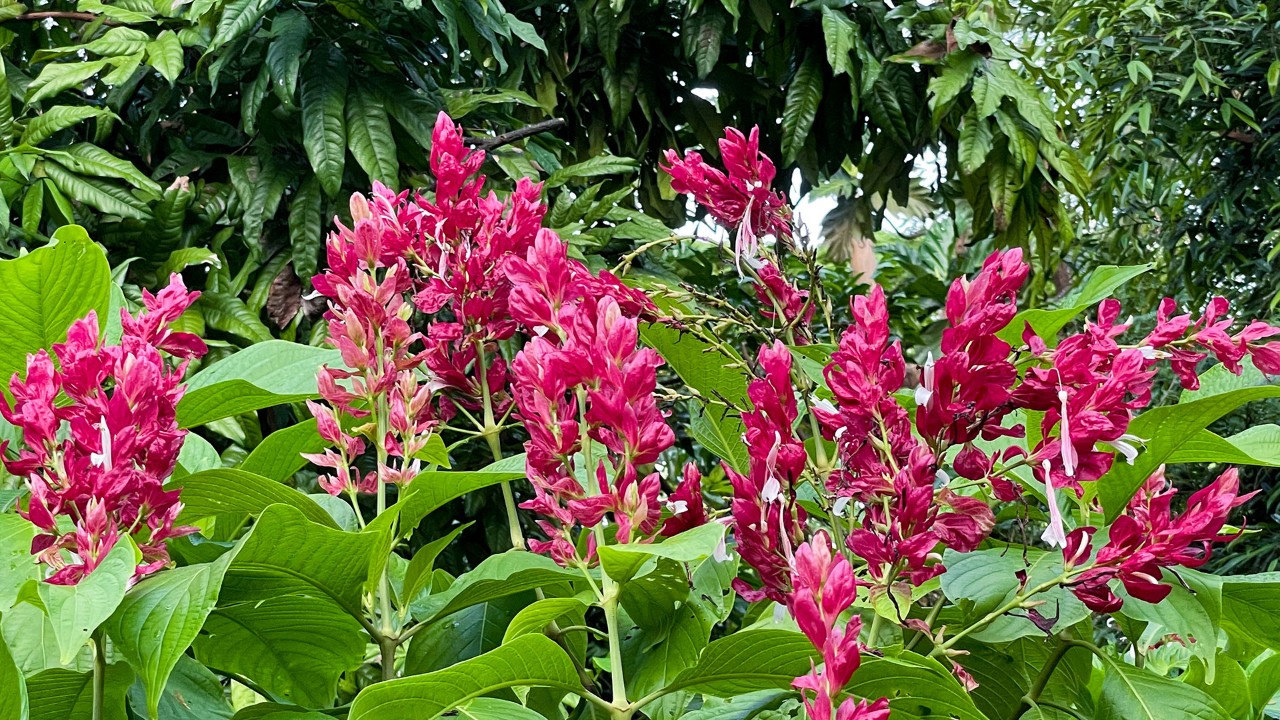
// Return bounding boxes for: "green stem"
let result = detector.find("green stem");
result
[867,612,884,649]
[373,396,396,679]
[904,598,945,652]
[1006,638,1074,720]
[476,339,524,550]
[931,574,1068,657]
[600,577,628,711]
[378,633,397,682]
[92,629,106,720]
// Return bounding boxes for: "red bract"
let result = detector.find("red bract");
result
[816,286,993,586]
[1143,296,1280,390]
[789,533,889,720]
[4,275,204,585]
[726,341,808,602]
[754,259,815,332]
[1064,467,1252,611]
[510,233,676,565]
[915,249,1028,451]
[661,126,792,270]
[660,463,708,537]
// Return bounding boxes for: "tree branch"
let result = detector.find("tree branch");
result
[463,118,566,152]
[10,11,120,26]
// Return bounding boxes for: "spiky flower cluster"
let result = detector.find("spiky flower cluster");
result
[3,276,206,584]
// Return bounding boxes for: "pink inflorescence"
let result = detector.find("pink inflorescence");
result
[3,275,206,585]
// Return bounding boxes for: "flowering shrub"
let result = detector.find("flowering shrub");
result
[3,117,1280,720]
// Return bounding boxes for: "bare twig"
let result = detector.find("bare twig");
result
[463,118,567,152]
[11,11,120,26]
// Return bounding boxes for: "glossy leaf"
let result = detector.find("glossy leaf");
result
[300,47,348,196]
[176,341,342,427]
[176,468,339,528]
[37,539,137,665]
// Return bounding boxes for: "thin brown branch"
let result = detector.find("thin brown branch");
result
[463,118,566,152]
[11,11,121,26]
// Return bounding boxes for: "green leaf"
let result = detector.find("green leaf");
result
[127,655,234,720]
[639,322,748,406]
[1218,573,1280,649]
[26,663,134,720]
[928,52,979,119]
[196,292,272,344]
[661,629,816,698]
[345,86,398,187]
[1118,582,1217,682]
[1269,60,1280,96]
[781,51,822,163]
[0,55,14,148]
[456,699,544,720]
[265,10,309,104]
[210,0,278,52]
[688,402,749,474]
[176,468,339,528]
[1167,425,1280,467]
[1246,650,1280,716]
[1100,383,1280,519]
[372,468,526,540]
[43,162,151,219]
[1183,653,1249,719]
[820,8,856,76]
[26,60,109,104]
[958,110,993,175]
[998,264,1152,345]
[0,513,40,611]
[401,523,473,608]
[348,634,582,720]
[598,522,725,582]
[195,595,366,707]
[21,106,113,145]
[300,47,348,196]
[176,341,342,427]
[146,31,184,84]
[220,504,383,618]
[241,419,326,482]
[53,143,161,197]
[545,155,639,188]
[230,704,333,720]
[503,597,588,643]
[0,633,25,720]
[412,551,580,623]
[105,552,235,718]
[405,595,526,675]
[158,247,221,279]
[289,176,323,284]
[848,651,988,720]
[37,539,137,665]
[1096,654,1230,720]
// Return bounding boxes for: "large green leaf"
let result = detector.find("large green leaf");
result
[145,30,184,84]
[639,323,748,406]
[1118,582,1218,682]
[265,10,309,104]
[1095,655,1230,720]
[25,59,109,104]
[127,655,234,720]
[194,595,366,708]
[105,552,235,718]
[405,594,526,675]
[1216,572,1280,649]
[345,86,399,187]
[662,629,817,698]
[26,663,134,720]
[0,633,25,720]
[43,161,152,219]
[544,155,640,188]
[401,523,473,608]
[1099,384,1280,519]
[1167,425,1280,467]
[348,634,583,720]
[300,47,348,196]
[240,419,326,482]
[36,539,137,665]
[220,504,384,619]
[848,651,988,720]
[371,468,526,540]
[688,402,749,474]
[0,225,110,388]
[502,597,588,643]
[210,0,279,52]
[175,468,339,528]
[21,105,113,144]
[289,176,324,283]
[176,341,342,427]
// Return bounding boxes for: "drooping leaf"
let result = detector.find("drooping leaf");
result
[146,31,185,84]
[502,597,588,644]
[781,50,822,163]
[345,86,399,187]
[348,635,583,720]
[300,47,348,196]
[289,176,324,284]
[598,522,725,582]
[265,10,309,104]
[412,550,581,623]
[21,106,113,145]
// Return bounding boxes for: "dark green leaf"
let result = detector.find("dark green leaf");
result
[300,47,348,196]
[781,51,822,163]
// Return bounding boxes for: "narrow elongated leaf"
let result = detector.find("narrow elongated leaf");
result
[105,552,235,718]
[43,162,151,219]
[545,155,639,188]
[210,0,278,51]
[821,7,856,76]
[176,341,342,427]
[348,634,583,720]
[26,60,108,104]
[958,111,993,174]
[176,468,339,528]
[300,47,348,196]
[21,106,112,145]
[781,51,822,163]
[0,55,13,148]
[345,86,398,186]
[56,143,162,197]
[197,292,273,345]
[265,10,309,104]
[998,264,1152,345]
[1167,424,1280,466]
[401,523,472,607]
[289,176,323,283]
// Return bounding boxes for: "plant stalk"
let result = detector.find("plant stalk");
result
[1006,638,1073,720]
[92,628,106,720]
